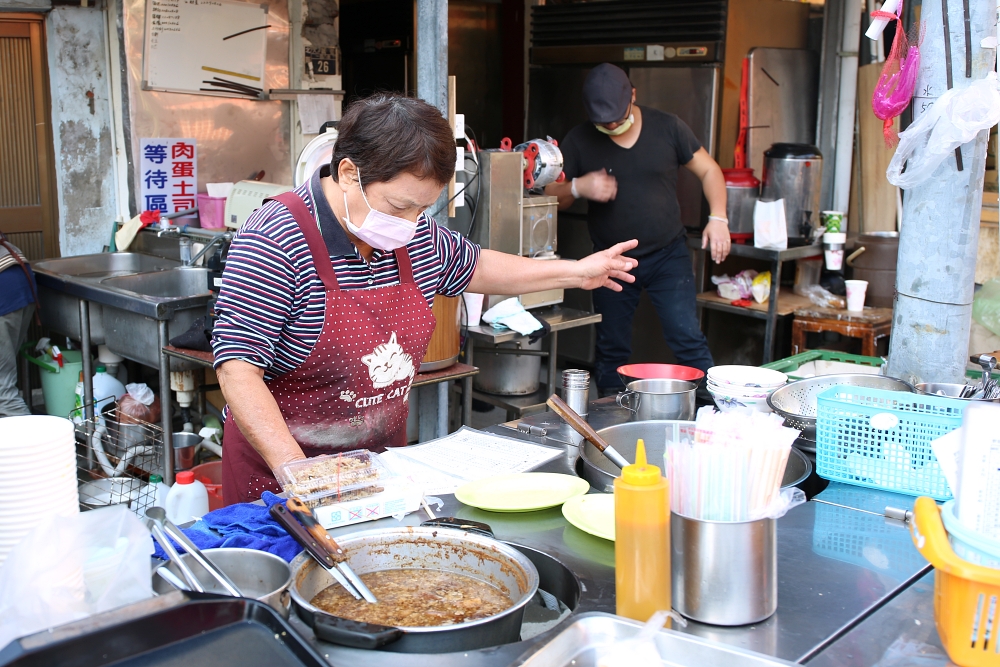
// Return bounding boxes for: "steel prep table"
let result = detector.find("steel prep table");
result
[277,399,944,667]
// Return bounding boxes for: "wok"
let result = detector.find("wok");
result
[289,525,539,653]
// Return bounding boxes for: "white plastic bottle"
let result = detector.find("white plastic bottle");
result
[164,471,209,523]
[92,365,126,415]
[147,474,172,509]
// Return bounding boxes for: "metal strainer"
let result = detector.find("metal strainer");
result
[767,374,915,444]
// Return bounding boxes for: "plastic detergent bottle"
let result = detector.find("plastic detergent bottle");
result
[614,439,671,622]
[165,471,209,523]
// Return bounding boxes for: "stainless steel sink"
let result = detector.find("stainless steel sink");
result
[101,267,211,299]
[34,254,211,369]
[34,252,179,280]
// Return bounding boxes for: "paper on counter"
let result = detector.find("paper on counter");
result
[385,427,562,495]
[957,403,1000,539]
[930,427,962,497]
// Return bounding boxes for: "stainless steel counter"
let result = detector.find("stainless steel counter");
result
[290,404,933,667]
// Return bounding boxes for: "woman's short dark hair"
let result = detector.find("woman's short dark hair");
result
[331,94,456,186]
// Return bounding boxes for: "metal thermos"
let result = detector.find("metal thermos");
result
[561,369,590,418]
[722,168,760,239]
[760,143,823,240]
[671,513,778,626]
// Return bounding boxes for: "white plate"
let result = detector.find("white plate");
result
[707,365,787,388]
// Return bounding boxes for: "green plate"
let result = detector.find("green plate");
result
[561,493,615,541]
[455,473,590,512]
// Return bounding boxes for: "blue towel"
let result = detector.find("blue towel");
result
[152,491,304,562]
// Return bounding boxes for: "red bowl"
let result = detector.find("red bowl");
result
[617,363,706,386]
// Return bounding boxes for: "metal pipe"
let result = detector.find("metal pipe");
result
[886,0,995,384]
[158,320,175,484]
[832,0,863,213]
[437,381,448,438]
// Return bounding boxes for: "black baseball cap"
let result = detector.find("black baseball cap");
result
[582,63,633,124]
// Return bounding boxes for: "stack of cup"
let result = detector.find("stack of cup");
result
[823,232,846,271]
[0,416,80,565]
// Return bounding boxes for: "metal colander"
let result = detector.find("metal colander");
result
[767,374,915,442]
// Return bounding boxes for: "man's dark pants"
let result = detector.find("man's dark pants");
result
[592,234,714,393]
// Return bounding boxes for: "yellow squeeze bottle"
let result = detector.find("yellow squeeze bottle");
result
[614,439,671,622]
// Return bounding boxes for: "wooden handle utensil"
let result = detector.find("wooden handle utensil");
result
[546,394,631,469]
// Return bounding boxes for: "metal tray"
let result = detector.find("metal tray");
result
[515,612,797,667]
[0,592,328,667]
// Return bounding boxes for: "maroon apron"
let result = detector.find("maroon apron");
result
[221,191,437,504]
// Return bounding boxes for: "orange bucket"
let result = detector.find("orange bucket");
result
[912,496,1000,667]
[191,460,224,512]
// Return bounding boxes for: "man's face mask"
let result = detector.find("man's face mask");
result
[596,105,634,136]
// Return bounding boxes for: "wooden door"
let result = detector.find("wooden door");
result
[0,15,57,260]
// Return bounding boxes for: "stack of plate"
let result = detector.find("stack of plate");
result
[0,416,80,565]
[706,366,787,415]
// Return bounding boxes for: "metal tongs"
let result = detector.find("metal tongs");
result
[270,498,378,603]
[146,506,243,597]
[962,355,1000,400]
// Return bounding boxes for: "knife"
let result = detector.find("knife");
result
[285,498,378,604]
[269,501,362,601]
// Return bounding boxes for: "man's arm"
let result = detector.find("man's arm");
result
[545,169,618,211]
[684,148,730,264]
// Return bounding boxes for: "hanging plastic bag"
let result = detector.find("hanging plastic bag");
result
[887,73,1000,189]
[871,2,923,146]
[753,199,787,250]
[973,278,1000,337]
[0,505,154,649]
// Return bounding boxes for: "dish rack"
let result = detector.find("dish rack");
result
[912,496,1000,667]
[815,386,960,500]
[73,400,164,517]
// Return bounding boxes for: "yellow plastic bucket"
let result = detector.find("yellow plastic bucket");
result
[912,496,1000,667]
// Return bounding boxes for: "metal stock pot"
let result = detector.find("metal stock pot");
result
[616,379,697,421]
[289,525,540,653]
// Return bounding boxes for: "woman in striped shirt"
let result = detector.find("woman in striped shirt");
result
[214,93,638,504]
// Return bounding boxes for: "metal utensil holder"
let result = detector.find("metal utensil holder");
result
[73,399,164,518]
[671,512,777,626]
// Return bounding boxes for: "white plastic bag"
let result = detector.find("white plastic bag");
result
[887,73,1000,188]
[0,505,153,649]
[754,199,788,250]
[750,487,807,521]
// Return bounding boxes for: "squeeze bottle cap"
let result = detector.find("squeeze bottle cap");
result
[176,471,194,484]
[621,439,662,485]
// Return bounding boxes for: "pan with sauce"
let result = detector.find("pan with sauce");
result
[310,569,513,627]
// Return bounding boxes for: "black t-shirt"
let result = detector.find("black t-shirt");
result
[560,106,701,258]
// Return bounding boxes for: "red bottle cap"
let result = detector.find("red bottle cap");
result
[176,471,194,484]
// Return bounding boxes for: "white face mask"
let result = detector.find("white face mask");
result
[341,169,418,251]
[595,113,634,136]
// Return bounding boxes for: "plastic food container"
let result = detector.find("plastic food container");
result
[275,450,390,509]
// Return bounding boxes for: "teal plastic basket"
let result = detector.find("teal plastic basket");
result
[815,386,961,500]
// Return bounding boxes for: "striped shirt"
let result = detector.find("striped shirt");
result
[212,165,480,380]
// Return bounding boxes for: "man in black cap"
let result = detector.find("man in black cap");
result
[545,63,729,395]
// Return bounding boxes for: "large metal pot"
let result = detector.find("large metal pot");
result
[722,167,760,237]
[615,379,696,421]
[152,547,292,618]
[760,143,823,239]
[473,339,542,395]
[289,526,540,653]
[579,420,812,493]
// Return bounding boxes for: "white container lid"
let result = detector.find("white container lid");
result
[823,232,847,243]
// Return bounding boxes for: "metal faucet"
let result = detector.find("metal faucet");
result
[184,232,233,266]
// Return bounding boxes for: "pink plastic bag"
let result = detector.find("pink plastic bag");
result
[871,2,923,146]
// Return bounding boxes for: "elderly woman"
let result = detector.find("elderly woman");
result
[213,94,638,503]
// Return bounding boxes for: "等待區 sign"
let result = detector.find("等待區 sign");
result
[139,138,198,214]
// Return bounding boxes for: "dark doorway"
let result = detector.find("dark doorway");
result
[340,0,414,102]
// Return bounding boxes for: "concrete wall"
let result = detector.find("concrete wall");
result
[45,7,118,256]
[0,0,51,11]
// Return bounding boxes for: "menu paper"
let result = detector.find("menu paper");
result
[957,403,1000,539]
[383,427,562,495]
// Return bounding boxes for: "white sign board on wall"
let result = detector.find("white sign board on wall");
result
[142,0,268,97]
